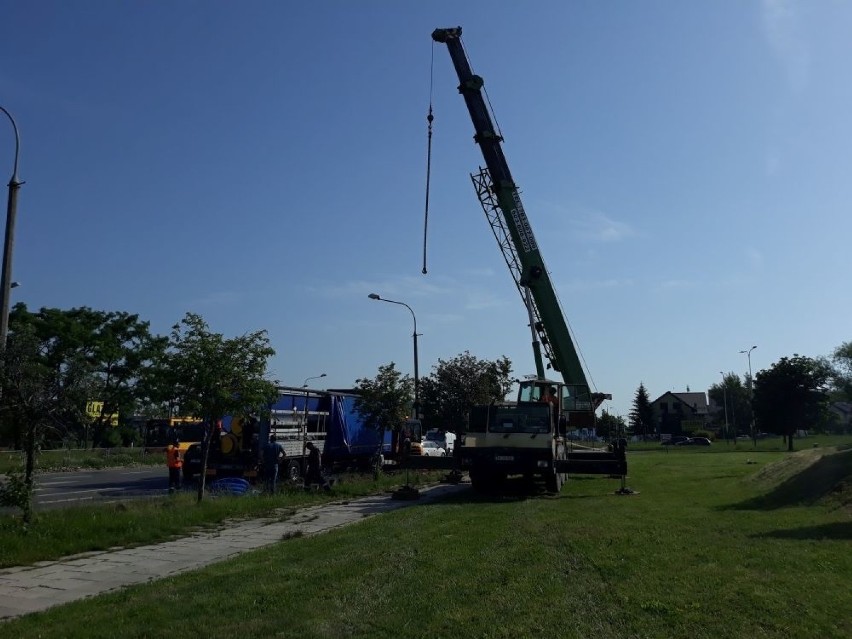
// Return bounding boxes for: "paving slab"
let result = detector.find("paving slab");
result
[0,482,466,621]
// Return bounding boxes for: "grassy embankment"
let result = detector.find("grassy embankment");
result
[3,441,851,638]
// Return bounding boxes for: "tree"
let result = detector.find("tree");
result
[0,323,89,525]
[830,341,852,401]
[629,383,654,439]
[596,410,626,440]
[165,313,277,502]
[353,362,414,439]
[753,355,831,451]
[2,304,168,448]
[708,373,750,441]
[418,351,513,433]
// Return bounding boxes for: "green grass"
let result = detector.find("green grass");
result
[2,446,851,638]
[0,469,445,567]
[0,447,162,473]
[627,432,852,453]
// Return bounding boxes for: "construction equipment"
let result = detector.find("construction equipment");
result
[182,387,422,484]
[431,27,626,492]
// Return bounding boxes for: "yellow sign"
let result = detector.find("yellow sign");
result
[85,401,119,426]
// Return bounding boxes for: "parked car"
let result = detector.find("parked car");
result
[423,429,456,454]
[662,435,690,446]
[420,440,446,457]
[675,437,711,446]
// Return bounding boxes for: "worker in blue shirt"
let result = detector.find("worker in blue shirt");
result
[262,434,284,494]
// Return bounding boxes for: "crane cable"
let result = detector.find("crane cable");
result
[421,42,435,275]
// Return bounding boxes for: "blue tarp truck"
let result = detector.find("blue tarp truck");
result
[183,387,419,483]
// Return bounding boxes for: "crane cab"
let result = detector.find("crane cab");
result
[517,379,600,430]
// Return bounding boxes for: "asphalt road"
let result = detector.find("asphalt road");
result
[32,467,171,510]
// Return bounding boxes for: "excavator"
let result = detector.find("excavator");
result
[431,27,627,493]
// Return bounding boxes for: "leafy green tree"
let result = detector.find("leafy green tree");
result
[165,313,277,502]
[0,323,89,525]
[596,410,626,440]
[708,373,750,440]
[753,355,831,451]
[629,382,654,439]
[3,304,167,448]
[830,341,852,401]
[353,362,413,437]
[418,351,512,433]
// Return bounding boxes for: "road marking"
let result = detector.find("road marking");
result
[41,487,130,496]
[40,496,128,505]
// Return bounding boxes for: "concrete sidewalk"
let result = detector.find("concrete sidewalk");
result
[0,482,467,621]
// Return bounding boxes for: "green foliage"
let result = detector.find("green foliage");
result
[629,382,654,437]
[709,372,752,439]
[353,362,413,433]
[1,304,168,449]
[165,313,277,422]
[0,469,32,514]
[754,355,832,451]
[596,409,626,439]
[831,341,852,400]
[418,351,513,432]
[164,313,278,500]
[98,428,123,448]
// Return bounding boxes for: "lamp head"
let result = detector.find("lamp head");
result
[368,293,380,300]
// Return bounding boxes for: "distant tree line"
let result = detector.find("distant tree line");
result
[628,341,852,451]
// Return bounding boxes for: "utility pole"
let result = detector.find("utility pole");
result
[739,346,757,446]
[720,372,730,444]
[0,106,22,350]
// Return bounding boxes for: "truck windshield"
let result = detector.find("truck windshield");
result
[489,405,551,434]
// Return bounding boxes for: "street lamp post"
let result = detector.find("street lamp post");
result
[739,345,757,445]
[368,293,420,419]
[0,106,22,349]
[719,372,730,444]
[301,373,326,460]
[302,373,327,389]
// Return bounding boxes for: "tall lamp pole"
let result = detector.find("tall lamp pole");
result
[301,373,326,458]
[719,372,730,444]
[302,373,327,389]
[739,345,757,445]
[0,106,22,348]
[368,293,420,419]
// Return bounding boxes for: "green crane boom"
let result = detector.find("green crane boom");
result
[432,27,607,416]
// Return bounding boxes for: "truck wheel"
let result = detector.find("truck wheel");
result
[545,469,564,494]
[285,460,301,482]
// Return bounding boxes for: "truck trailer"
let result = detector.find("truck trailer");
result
[183,387,420,484]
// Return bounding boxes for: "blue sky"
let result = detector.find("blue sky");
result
[2,1,850,418]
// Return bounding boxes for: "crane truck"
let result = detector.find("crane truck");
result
[432,27,626,493]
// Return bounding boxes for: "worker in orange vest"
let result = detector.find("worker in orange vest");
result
[166,436,183,492]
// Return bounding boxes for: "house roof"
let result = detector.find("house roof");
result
[652,391,709,413]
